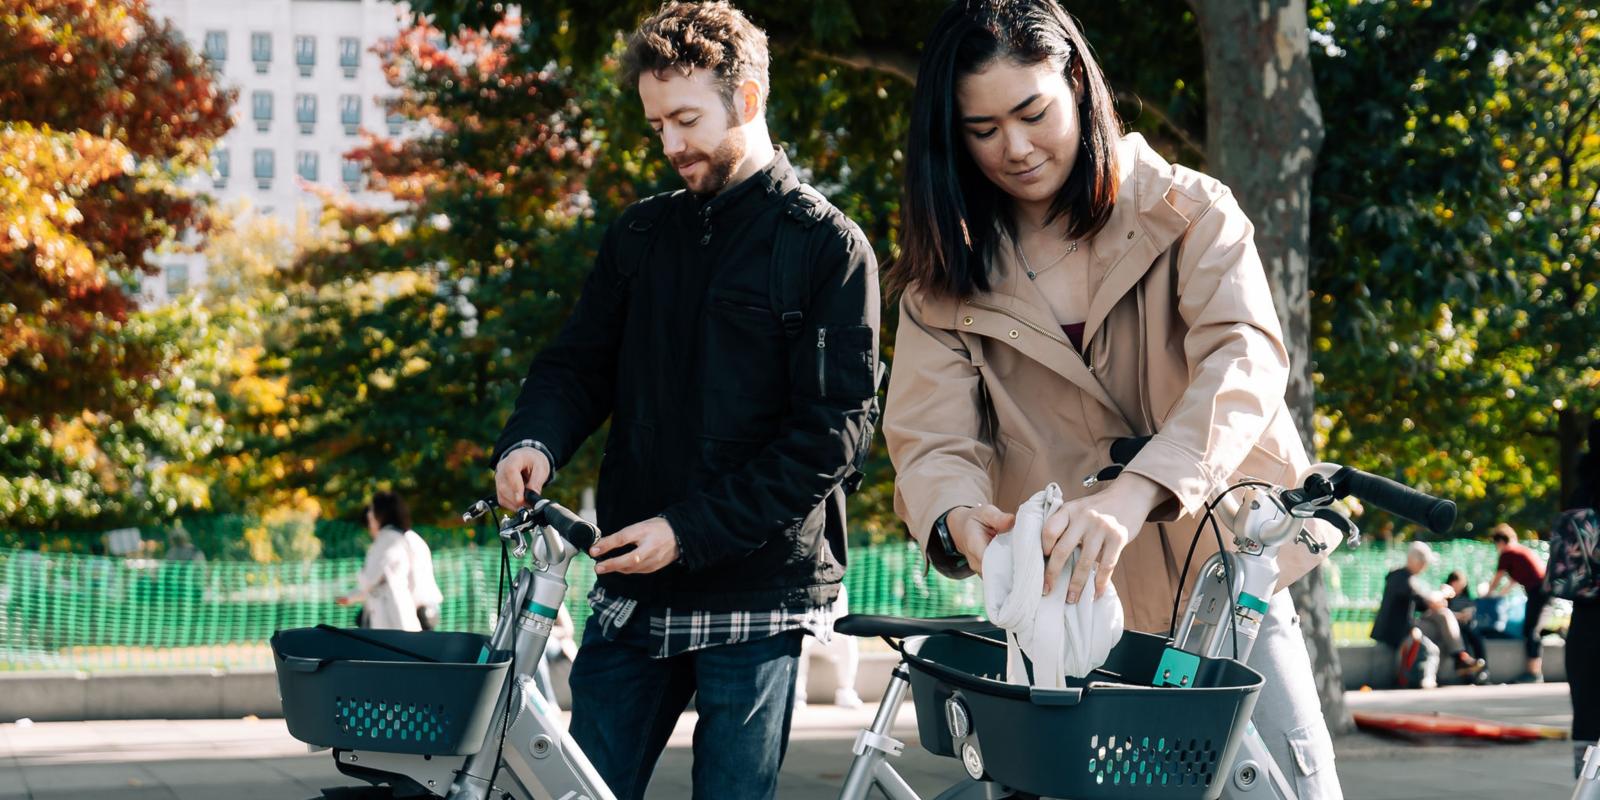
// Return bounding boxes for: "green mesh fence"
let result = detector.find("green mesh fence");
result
[0,538,1559,673]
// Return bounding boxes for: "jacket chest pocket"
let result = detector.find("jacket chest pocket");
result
[701,289,788,438]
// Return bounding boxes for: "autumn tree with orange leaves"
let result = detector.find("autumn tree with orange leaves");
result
[0,0,234,528]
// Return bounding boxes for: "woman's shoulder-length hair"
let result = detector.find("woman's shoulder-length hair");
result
[891,0,1122,300]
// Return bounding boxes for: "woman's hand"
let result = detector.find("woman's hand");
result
[1040,474,1168,602]
[946,504,1017,576]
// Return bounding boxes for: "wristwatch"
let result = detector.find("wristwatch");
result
[929,507,973,578]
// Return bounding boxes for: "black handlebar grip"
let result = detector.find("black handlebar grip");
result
[1334,468,1457,534]
[524,490,600,552]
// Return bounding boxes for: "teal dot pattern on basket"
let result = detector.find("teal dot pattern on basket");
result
[1084,733,1219,788]
[334,696,453,744]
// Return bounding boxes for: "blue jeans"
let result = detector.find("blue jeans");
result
[567,610,803,800]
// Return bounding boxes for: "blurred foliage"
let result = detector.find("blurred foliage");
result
[1310,0,1599,535]
[0,0,233,529]
[6,0,1596,553]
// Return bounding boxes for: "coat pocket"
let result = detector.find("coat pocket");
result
[814,324,875,400]
[993,434,1038,513]
[1285,721,1337,791]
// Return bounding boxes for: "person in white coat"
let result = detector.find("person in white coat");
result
[337,491,421,631]
[405,527,445,630]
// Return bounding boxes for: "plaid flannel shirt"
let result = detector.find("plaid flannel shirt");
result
[586,585,835,659]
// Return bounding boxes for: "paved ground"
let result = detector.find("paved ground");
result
[0,684,1588,799]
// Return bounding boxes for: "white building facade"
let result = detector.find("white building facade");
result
[144,0,411,302]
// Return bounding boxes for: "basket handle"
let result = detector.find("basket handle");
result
[1028,687,1085,707]
[283,655,327,673]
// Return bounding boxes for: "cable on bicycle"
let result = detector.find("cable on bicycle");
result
[484,526,519,797]
[1167,480,1275,661]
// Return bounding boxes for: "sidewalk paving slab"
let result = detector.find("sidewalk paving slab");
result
[0,683,1582,799]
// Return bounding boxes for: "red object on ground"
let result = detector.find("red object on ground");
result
[1352,710,1566,742]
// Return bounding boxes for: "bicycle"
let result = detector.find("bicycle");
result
[271,473,1600,800]
[832,455,1600,800]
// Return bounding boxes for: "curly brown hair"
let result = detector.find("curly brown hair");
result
[620,1,770,116]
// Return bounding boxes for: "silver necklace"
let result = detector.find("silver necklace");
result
[1017,237,1078,280]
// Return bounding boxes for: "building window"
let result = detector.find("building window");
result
[252,91,273,132]
[203,30,227,64]
[295,35,315,77]
[386,109,404,136]
[251,32,271,73]
[254,149,275,190]
[295,93,317,134]
[342,158,362,191]
[339,37,360,78]
[166,263,190,297]
[297,151,319,182]
[214,148,230,188]
[339,94,361,135]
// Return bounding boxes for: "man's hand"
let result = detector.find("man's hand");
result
[495,447,551,510]
[945,504,1016,576]
[591,517,679,575]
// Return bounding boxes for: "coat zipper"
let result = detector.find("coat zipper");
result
[816,328,827,397]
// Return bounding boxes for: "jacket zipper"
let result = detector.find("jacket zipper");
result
[816,328,827,397]
[966,299,1077,350]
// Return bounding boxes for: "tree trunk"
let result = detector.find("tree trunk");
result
[1187,0,1347,732]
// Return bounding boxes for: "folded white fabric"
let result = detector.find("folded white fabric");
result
[982,483,1125,688]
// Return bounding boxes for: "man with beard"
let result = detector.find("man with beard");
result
[490,3,878,798]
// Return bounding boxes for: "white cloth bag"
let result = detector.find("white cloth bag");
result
[982,483,1124,688]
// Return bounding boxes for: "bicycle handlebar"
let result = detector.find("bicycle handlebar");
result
[523,490,600,553]
[1330,467,1456,534]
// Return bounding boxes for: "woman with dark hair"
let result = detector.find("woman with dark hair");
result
[336,491,421,631]
[883,1,1342,795]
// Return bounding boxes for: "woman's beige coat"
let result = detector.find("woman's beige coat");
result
[885,133,1335,634]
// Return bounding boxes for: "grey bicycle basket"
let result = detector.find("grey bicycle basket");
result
[272,626,512,756]
[903,629,1263,799]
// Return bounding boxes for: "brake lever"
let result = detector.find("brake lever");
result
[499,511,533,559]
[1315,508,1361,548]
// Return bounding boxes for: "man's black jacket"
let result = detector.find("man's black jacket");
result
[1371,567,1433,647]
[493,150,880,611]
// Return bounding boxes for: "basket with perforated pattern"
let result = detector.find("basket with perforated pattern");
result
[903,629,1263,799]
[272,627,512,756]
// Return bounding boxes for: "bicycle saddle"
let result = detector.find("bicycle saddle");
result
[834,614,997,639]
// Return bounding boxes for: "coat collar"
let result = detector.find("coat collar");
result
[920,134,1196,419]
[925,133,1193,334]
[1080,133,1192,342]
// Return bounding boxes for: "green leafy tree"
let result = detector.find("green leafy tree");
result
[260,22,620,524]
[1311,0,1595,536]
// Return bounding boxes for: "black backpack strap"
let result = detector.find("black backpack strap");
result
[769,183,830,340]
[769,183,886,496]
[612,190,680,288]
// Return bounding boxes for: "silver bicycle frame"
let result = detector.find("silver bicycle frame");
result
[334,526,616,800]
[834,464,1349,800]
[835,638,1013,800]
[1575,742,1600,800]
[1168,463,1355,799]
